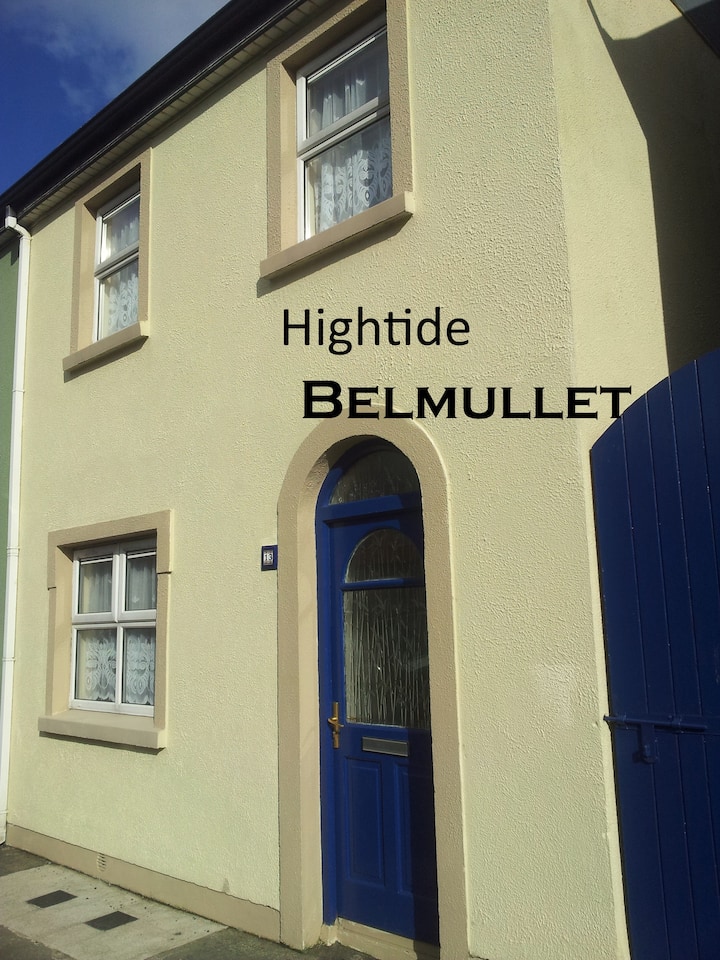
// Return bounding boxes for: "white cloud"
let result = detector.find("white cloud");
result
[6,0,228,116]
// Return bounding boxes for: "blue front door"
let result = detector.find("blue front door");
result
[592,350,720,959]
[316,444,439,944]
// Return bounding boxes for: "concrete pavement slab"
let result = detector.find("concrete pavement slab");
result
[0,856,223,960]
[0,848,375,960]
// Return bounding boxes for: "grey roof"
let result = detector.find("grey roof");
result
[672,0,720,55]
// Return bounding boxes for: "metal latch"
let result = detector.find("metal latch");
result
[604,714,708,764]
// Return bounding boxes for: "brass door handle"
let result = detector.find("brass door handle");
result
[327,701,344,749]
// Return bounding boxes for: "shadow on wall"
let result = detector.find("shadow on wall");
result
[588,0,720,373]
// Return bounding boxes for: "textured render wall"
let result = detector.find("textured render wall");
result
[9,64,282,910]
[553,0,720,383]
[5,0,689,956]
[548,2,720,956]
[0,242,18,655]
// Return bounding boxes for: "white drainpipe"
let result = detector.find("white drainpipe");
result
[0,210,30,844]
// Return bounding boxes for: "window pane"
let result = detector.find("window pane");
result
[122,628,155,706]
[98,259,138,337]
[75,628,117,702]
[343,586,430,729]
[77,558,112,613]
[101,195,139,260]
[330,447,420,504]
[307,32,388,137]
[126,551,156,611]
[346,530,423,582]
[306,116,391,236]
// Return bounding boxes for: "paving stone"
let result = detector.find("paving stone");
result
[0,846,49,877]
[0,924,74,960]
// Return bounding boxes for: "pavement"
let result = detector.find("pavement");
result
[0,846,371,960]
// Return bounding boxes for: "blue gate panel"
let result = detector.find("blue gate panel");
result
[622,393,675,714]
[646,380,701,717]
[673,364,720,719]
[679,737,720,953]
[611,727,671,960]
[592,425,647,716]
[652,732,699,958]
[592,348,720,960]
[697,353,720,572]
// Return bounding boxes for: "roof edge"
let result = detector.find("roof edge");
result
[0,0,308,221]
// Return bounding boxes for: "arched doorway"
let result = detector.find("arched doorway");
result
[316,442,438,943]
[276,417,467,960]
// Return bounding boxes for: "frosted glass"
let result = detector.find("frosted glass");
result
[330,448,420,504]
[346,529,423,582]
[344,586,430,729]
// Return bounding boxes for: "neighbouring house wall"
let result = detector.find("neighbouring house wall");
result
[8,0,715,957]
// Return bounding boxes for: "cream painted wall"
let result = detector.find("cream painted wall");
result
[9,0,719,957]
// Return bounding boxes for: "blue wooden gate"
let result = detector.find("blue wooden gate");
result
[592,349,720,959]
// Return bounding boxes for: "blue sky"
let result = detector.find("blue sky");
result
[1,0,229,194]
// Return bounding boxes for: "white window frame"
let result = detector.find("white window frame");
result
[70,538,156,716]
[93,185,140,342]
[295,15,389,240]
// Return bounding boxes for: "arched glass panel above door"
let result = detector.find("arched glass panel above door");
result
[329,446,420,504]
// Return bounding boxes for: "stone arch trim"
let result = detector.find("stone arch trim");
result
[277,416,468,960]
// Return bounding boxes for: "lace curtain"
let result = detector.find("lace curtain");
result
[307,118,392,235]
[98,194,140,338]
[100,262,139,337]
[305,32,392,235]
[75,629,155,706]
[75,550,155,706]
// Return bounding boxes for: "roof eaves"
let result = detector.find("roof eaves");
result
[0,0,327,225]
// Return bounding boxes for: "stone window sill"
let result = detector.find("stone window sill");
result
[63,322,148,375]
[38,710,166,749]
[260,192,414,281]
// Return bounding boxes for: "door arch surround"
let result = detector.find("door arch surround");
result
[277,416,467,960]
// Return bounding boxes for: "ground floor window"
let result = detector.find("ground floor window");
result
[72,539,156,713]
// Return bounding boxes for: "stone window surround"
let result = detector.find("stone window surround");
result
[39,510,171,749]
[64,151,151,375]
[261,0,414,280]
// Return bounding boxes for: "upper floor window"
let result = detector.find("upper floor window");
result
[64,153,150,375]
[296,19,391,239]
[95,187,140,340]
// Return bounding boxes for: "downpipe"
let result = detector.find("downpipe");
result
[0,209,30,844]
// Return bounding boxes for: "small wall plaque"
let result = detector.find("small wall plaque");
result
[261,545,278,571]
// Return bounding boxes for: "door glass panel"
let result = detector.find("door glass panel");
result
[343,585,430,728]
[346,529,423,582]
[329,448,419,503]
